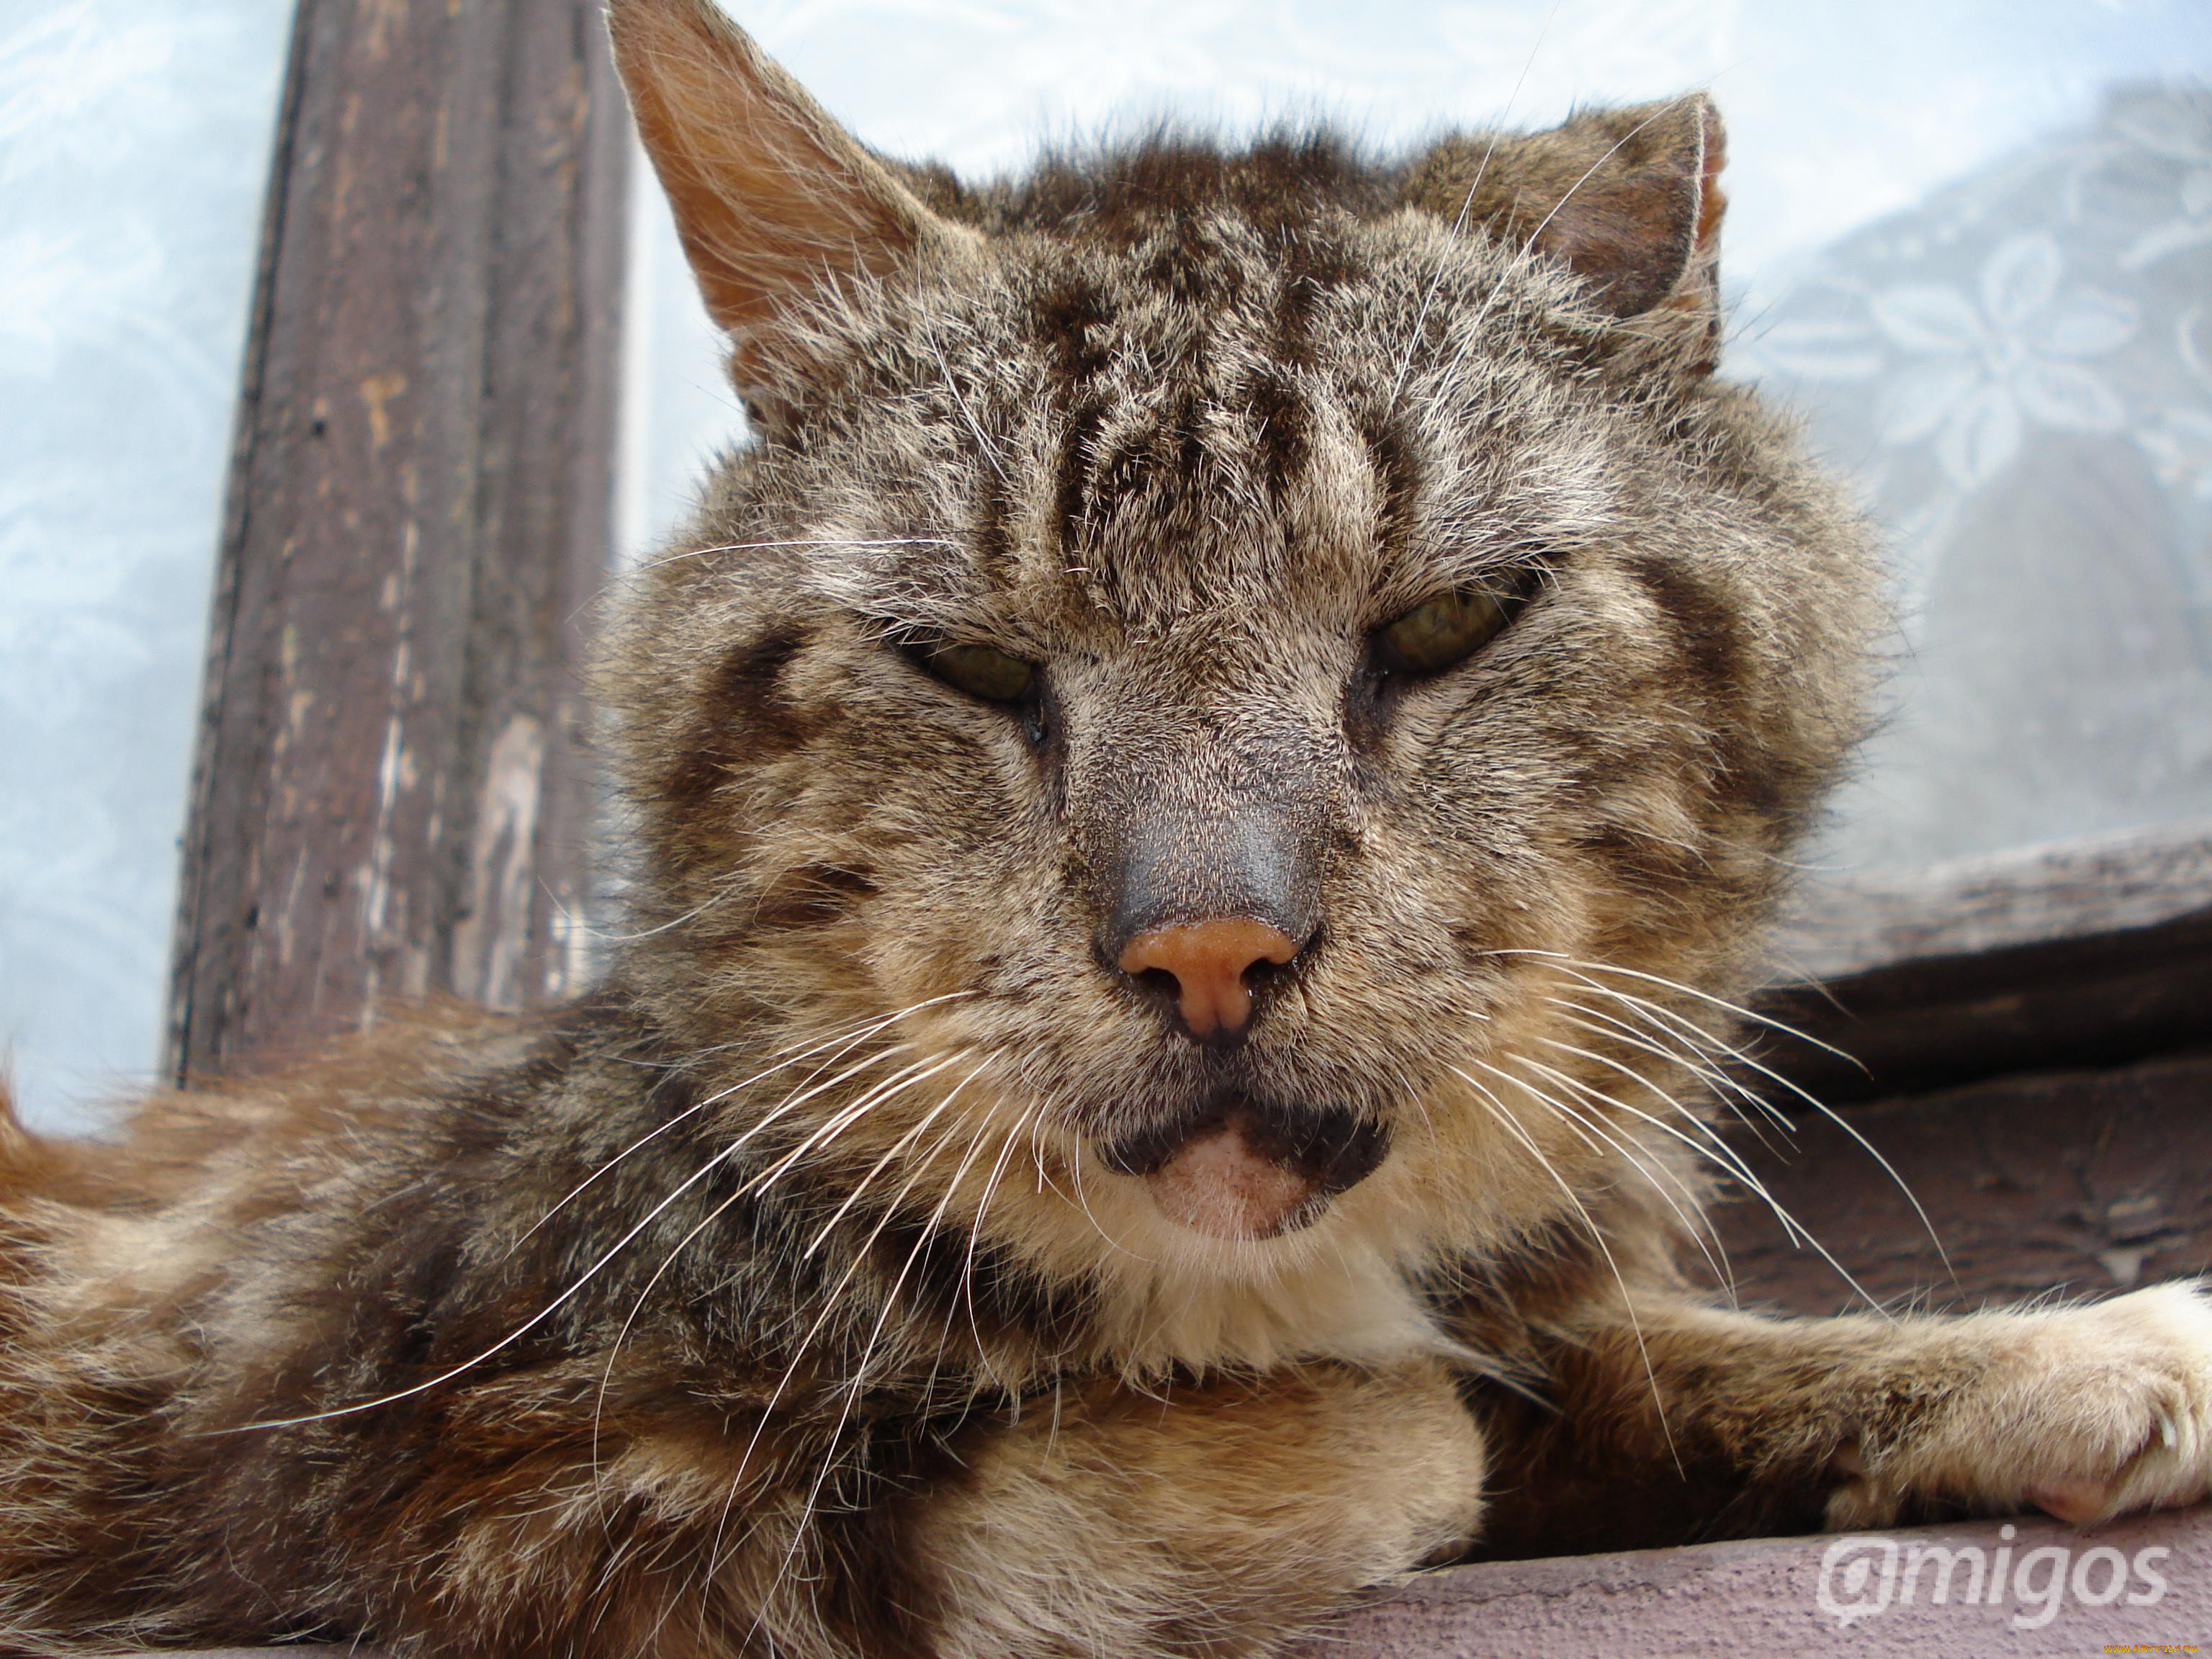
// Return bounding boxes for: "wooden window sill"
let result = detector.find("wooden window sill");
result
[1303,1508,2212,1655]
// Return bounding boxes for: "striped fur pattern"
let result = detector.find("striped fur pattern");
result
[2,2,2209,1653]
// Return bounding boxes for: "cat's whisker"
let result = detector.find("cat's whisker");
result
[1065,1133,1161,1267]
[636,535,962,572]
[948,1102,1043,1400]
[709,1100,986,1585]
[1509,1048,1779,1305]
[1533,1021,1781,1181]
[580,886,736,943]
[925,327,1011,485]
[1542,991,1779,1120]
[1448,1064,1680,1470]
[1529,959,1948,1273]
[1386,0,1561,410]
[1533,966,1799,1133]
[1430,102,1685,395]
[1500,948,1866,1071]
[741,1048,976,1203]
[1539,999,1902,1282]
[1517,1042,1899,1316]
[213,1132,775,1433]
[1547,998,1797,1154]
[1457,1051,1732,1298]
[510,995,976,1253]
[1503,1053,1761,1300]
[585,1049,981,1491]
[217,1028,963,1433]
[1532,1032,1796,1221]
[803,1057,995,1261]
[743,1109,1005,1625]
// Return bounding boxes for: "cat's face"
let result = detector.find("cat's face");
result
[604,0,1875,1331]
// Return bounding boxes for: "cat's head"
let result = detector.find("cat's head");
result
[601,0,1876,1357]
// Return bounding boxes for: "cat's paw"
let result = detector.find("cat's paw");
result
[1828,1280,2212,1530]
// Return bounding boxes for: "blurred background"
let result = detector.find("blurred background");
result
[4,0,2210,1128]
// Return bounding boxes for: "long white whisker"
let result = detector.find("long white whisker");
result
[742,1110,1003,1629]
[926,328,1010,484]
[1433,102,1685,392]
[1492,948,1863,1069]
[1460,1051,1732,1298]
[1532,1033,1782,1204]
[585,1049,979,1483]
[1448,1062,1678,1470]
[742,1049,971,1202]
[804,1059,994,1261]
[510,995,974,1251]
[706,1100,985,1591]
[1537,962,1946,1274]
[637,535,961,572]
[1546,994,1796,1141]
[217,1028,957,1432]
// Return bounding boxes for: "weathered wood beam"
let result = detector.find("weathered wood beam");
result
[1759,820,2212,1100]
[168,0,629,1078]
[1773,818,2212,985]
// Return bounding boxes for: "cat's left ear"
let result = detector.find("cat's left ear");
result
[1406,95,1727,372]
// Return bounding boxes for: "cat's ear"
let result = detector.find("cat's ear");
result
[1406,95,1726,369]
[607,0,956,360]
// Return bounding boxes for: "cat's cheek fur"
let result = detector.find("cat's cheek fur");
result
[908,1359,1487,1658]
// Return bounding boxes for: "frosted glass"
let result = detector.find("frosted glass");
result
[0,1,293,1128]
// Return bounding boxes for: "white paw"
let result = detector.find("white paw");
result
[2020,1281,2212,1524]
[1829,1280,2212,1530]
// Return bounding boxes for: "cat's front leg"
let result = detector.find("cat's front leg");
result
[1472,1280,2212,1550]
[1820,1280,2212,1529]
[908,1357,1485,1659]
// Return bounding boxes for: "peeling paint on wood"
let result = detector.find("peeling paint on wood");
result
[451,711,546,1008]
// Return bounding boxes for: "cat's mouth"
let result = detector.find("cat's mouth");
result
[1096,1096,1389,1241]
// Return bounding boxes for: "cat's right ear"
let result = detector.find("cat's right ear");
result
[607,0,957,381]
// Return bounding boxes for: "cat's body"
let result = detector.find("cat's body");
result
[2,3,2210,1654]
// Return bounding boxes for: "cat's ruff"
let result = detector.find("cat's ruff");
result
[0,1,2208,1655]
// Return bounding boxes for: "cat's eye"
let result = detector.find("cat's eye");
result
[1373,588,1514,678]
[920,641,1038,704]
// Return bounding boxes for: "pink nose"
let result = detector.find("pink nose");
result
[1117,917,1300,1039]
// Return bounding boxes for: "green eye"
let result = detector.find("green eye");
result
[1375,588,1513,678]
[922,642,1038,703]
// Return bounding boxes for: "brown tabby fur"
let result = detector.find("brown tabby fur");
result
[1,3,2208,1654]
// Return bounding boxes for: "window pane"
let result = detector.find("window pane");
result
[0,1,293,1128]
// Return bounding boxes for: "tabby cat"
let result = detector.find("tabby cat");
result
[0,1,2206,1655]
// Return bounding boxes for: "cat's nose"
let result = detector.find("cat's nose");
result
[1117,918,1301,1041]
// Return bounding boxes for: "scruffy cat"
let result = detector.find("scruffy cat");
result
[0,1,2206,1654]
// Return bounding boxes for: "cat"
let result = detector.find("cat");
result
[0,0,2207,1654]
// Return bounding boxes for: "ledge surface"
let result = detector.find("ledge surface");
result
[1295,1509,2212,1656]
[113,1511,2212,1656]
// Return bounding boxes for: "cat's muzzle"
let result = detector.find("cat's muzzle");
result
[1097,1096,1388,1241]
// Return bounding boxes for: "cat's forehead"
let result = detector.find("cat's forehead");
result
[811,214,1618,640]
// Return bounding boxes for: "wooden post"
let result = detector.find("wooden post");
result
[167,0,629,1079]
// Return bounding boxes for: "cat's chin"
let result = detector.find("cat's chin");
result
[1097,1097,1389,1242]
